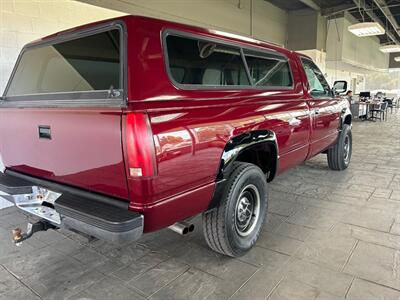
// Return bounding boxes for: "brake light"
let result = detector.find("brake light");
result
[125,113,157,177]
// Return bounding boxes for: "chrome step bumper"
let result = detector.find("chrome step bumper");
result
[0,186,62,224]
[0,171,143,243]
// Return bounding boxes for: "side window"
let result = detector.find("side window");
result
[244,53,292,87]
[301,58,331,97]
[166,35,250,86]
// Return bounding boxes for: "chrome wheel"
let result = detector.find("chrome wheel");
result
[234,184,260,237]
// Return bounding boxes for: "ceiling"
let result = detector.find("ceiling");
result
[266,0,400,45]
[267,0,349,11]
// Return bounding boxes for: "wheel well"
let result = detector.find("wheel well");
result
[344,114,352,126]
[209,132,278,210]
[235,142,277,182]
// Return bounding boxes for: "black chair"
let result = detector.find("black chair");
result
[395,98,400,109]
[383,98,394,114]
[369,102,388,121]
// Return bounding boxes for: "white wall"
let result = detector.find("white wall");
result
[298,50,368,94]
[326,13,389,71]
[252,0,288,44]
[324,13,396,93]
[297,49,326,72]
[0,0,125,94]
[341,16,388,70]
[365,70,400,93]
[325,68,366,93]
[79,0,289,45]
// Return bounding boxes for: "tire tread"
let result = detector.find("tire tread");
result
[327,124,351,170]
[202,162,264,257]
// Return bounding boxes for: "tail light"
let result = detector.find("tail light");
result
[125,113,157,177]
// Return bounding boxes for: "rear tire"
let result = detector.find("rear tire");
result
[202,162,267,257]
[327,124,352,170]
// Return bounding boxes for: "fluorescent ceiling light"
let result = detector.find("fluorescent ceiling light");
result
[395,57,400,62]
[348,22,385,37]
[379,45,400,53]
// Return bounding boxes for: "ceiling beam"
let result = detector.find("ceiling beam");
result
[352,0,400,45]
[373,0,400,33]
[298,0,320,11]
[321,3,357,17]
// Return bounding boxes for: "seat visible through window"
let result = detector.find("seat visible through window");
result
[166,35,250,86]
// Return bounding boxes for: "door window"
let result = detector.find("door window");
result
[301,58,331,97]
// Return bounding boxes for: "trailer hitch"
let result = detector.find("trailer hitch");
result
[12,220,57,246]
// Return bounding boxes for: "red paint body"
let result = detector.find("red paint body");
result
[0,16,346,232]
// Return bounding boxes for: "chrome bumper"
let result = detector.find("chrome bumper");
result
[0,187,62,225]
[0,171,143,244]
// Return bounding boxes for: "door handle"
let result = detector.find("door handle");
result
[314,109,320,115]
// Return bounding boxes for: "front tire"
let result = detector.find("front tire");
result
[202,162,267,257]
[327,124,352,170]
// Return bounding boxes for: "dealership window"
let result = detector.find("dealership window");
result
[166,35,250,87]
[6,29,121,97]
[244,53,292,87]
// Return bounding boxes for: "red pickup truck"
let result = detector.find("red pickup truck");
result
[0,16,351,257]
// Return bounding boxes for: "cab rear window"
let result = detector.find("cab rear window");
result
[6,29,121,97]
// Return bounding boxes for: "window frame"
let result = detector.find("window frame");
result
[1,21,127,108]
[243,49,294,89]
[300,57,332,99]
[162,29,294,91]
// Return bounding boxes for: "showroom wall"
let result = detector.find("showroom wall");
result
[364,70,400,92]
[287,9,327,52]
[79,0,289,46]
[326,13,389,71]
[0,0,125,94]
[323,12,395,93]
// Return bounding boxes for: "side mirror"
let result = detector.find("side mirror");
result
[333,80,347,94]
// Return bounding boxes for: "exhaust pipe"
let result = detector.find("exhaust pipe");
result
[168,222,194,235]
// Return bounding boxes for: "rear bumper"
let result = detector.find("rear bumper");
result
[0,170,143,243]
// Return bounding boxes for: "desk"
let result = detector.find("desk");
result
[360,102,382,121]
[351,103,366,118]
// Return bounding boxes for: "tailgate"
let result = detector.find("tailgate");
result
[0,108,129,199]
[0,22,130,199]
